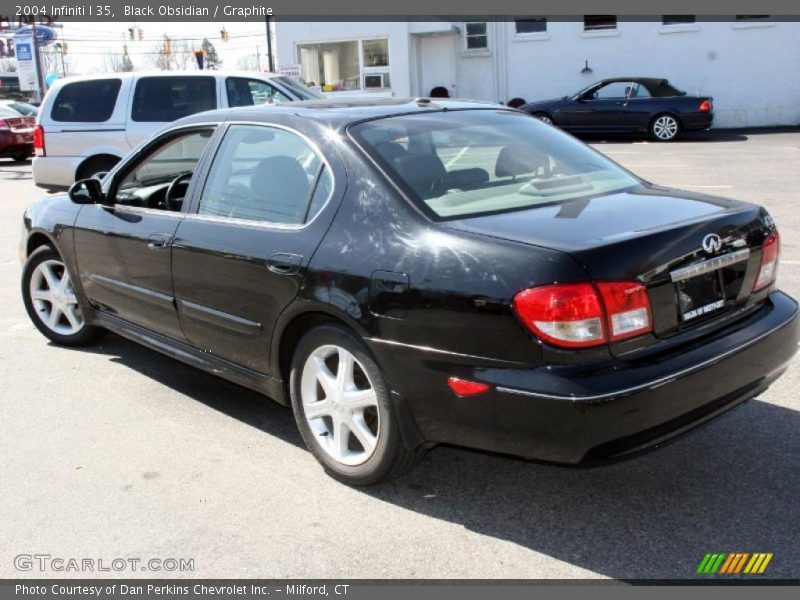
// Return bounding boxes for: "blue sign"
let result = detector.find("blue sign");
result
[15,42,32,62]
[14,25,57,46]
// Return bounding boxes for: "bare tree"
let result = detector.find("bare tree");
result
[0,57,16,72]
[102,52,134,73]
[149,38,194,71]
[237,54,262,71]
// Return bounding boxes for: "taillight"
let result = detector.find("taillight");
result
[699,99,712,112]
[33,125,45,156]
[753,230,780,292]
[513,282,652,348]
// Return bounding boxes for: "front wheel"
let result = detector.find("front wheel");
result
[650,114,680,141]
[21,246,105,346]
[290,323,425,485]
[532,112,553,125]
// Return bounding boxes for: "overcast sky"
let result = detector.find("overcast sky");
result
[43,21,277,75]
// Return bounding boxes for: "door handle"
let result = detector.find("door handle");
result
[267,253,303,275]
[147,234,172,250]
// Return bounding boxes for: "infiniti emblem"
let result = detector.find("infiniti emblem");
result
[702,233,723,254]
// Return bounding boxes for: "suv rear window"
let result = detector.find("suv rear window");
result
[51,79,122,122]
[132,76,216,122]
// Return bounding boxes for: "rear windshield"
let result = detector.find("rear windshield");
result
[132,76,216,122]
[51,79,122,122]
[350,110,638,219]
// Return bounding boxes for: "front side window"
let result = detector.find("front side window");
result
[465,22,488,49]
[350,110,638,220]
[198,125,332,225]
[51,79,121,122]
[115,129,214,210]
[591,81,635,99]
[132,76,216,122]
[226,77,291,107]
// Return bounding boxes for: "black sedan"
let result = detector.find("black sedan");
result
[521,78,713,141]
[20,99,797,485]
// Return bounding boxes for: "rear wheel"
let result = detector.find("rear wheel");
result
[532,112,553,125]
[21,246,105,346]
[76,155,119,181]
[650,114,680,141]
[12,152,30,163]
[290,323,425,485]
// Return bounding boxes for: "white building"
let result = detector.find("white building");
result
[275,17,800,128]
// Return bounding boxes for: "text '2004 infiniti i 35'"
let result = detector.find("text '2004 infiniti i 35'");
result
[20,99,799,484]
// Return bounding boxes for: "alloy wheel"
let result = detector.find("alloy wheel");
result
[28,259,84,336]
[300,344,380,466]
[653,116,679,140]
[537,114,553,125]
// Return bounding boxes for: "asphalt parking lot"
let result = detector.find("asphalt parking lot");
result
[1,129,799,580]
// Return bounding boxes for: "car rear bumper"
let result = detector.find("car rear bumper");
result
[369,291,798,463]
[32,156,83,190]
[0,131,33,157]
[681,111,714,132]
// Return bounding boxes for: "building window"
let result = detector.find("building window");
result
[515,18,547,34]
[584,16,617,31]
[465,22,488,49]
[297,39,390,92]
[735,15,771,20]
[362,39,388,67]
[662,15,696,25]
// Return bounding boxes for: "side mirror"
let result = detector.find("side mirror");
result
[68,178,106,205]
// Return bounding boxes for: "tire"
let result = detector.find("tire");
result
[532,112,554,125]
[649,114,680,141]
[290,323,425,485]
[12,152,30,163]
[21,245,105,347]
[76,156,119,181]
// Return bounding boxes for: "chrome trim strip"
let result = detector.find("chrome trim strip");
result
[496,306,797,402]
[670,249,750,283]
[364,337,530,367]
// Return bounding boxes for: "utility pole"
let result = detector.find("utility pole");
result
[31,20,46,102]
[265,15,274,72]
[256,46,260,71]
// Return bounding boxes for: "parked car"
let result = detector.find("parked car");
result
[32,71,325,190]
[20,99,797,485]
[521,78,713,141]
[0,99,38,117]
[0,105,35,162]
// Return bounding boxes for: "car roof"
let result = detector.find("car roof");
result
[46,70,288,87]
[175,97,514,130]
[598,77,670,87]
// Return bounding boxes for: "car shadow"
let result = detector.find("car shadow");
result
[581,126,800,145]
[66,333,799,580]
[65,333,304,449]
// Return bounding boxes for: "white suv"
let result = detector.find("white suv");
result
[33,71,324,190]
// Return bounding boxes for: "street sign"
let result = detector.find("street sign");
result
[14,25,57,47]
[279,64,302,78]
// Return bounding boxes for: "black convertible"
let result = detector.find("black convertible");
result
[521,78,713,141]
[20,99,797,485]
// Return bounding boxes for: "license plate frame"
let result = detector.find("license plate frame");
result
[675,269,725,322]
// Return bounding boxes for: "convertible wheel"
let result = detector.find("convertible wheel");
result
[21,246,105,346]
[533,112,553,125]
[290,323,425,485]
[650,114,680,141]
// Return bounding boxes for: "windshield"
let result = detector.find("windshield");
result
[274,76,325,100]
[350,110,638,219]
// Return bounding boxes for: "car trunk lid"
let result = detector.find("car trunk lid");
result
[445,184,773,355]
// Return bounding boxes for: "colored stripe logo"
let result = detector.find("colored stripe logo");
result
[697,552,773,574]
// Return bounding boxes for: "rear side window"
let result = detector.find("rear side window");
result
[198,124,332,225]
[51,79,122,122]
[132,76,216,122]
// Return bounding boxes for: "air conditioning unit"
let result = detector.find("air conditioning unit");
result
[364,73,389,89]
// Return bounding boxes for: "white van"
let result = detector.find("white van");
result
[32,71,325,190]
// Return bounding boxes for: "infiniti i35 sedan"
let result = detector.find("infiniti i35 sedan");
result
[20,99,798,485]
